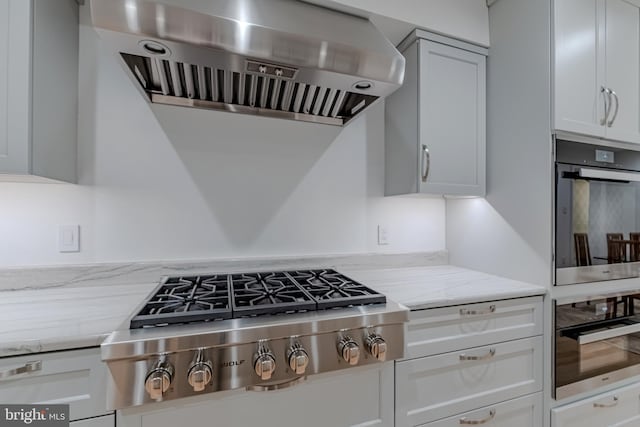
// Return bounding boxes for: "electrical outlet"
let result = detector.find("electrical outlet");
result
[377,225,390,245]
[58,225,80,253]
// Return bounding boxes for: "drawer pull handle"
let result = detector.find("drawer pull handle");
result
[593,396,618,408]
[0,361,42,380]
[459,409,496,425]
[459,348,496,362]
[460,305,496,316]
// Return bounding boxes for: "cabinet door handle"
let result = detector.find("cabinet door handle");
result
[593,396,618,408]
[459,409,496,425]
[460,305,496,316]
[600,86,611,126]
[421,144,430,183]
[607,89,619,127]
[459,348,496,362]
[0,361,42,381]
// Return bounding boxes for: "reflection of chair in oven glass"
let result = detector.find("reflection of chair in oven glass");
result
[630,232,640,262]
[574,233,592,266]
[606,233,626,263]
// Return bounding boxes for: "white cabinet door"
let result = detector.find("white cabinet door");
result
[554,0,640,144]
[385,33,486,197]
[0,0,31,174]
[70,415,114,427]
[118,363,393,427]
[553,0,606,137]
[418,393,542,427]
[603,0,640,143]
[0,348,110,421]
[552,381,640,427]
[0,0,77,181]
[418,40,486,196]
[405,296,543,360]
[396,336,543,426]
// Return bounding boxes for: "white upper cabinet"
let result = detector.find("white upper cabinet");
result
[554,0,604,138]
[554,0,640,144]
[604,0,640,143]
[385,31,487,197]
[0,0,78,182]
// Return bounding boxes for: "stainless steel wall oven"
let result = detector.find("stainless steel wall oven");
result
[555,139,640,285]
[555,290,640,399]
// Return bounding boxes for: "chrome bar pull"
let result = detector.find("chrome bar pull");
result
[459,348,496,362]
[607,89,619,127]
[0,361,42,381]
[593,396,618,408]
[459,409,496,425]
[460,305,496,316]
[421,144,431,183]
[600,86,611,126]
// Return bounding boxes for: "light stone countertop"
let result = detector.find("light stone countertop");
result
[0,283,157,358]
[342,265,546,310]
[0,255,545,358]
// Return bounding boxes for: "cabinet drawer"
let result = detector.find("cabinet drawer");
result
[552,381,640,427]
[0,348,109,421]
[396,336,543,426]
[406,296,542,359]
[418,393,542,427]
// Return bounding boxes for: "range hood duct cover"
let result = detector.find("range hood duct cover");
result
[90,0,405,125]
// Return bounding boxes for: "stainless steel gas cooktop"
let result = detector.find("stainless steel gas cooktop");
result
[102,269,408,410]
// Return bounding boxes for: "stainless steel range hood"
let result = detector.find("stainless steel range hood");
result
[90,0,405,126]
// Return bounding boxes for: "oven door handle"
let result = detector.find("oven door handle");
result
[578,167,640,183]
[578,323,640,345]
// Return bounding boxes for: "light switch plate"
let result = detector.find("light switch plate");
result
[377,225,389,245]
[58,225,80,253]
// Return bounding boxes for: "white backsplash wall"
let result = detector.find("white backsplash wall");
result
[0,16,445,268]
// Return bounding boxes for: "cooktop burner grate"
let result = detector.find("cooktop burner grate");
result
[288,269,387,309]
[230,272,317,317]
[130,269,385,328]
[130,275,232,328]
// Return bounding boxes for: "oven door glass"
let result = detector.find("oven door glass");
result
[556,163,640,285]
[555,295,640,398]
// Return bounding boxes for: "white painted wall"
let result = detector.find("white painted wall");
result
[310,0,490,46]
[446,0,553,288]
[0,14,445,268]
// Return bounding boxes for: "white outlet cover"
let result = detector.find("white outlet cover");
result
[58,225,80,253]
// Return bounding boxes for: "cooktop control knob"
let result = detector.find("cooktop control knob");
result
[287,344,309,375]
[188,350,213,392]
[338,337,360,365]
[144,359,174,400]
[366,334,388,361]
[254,343,276,381]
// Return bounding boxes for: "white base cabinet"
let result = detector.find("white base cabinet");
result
[396,296,544,427]
[552,381,640,427]
[419,393,543,427]
[396,336,543,426]
[405,297,542,359]
[117,363,394,427]
[0,348,111,422]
